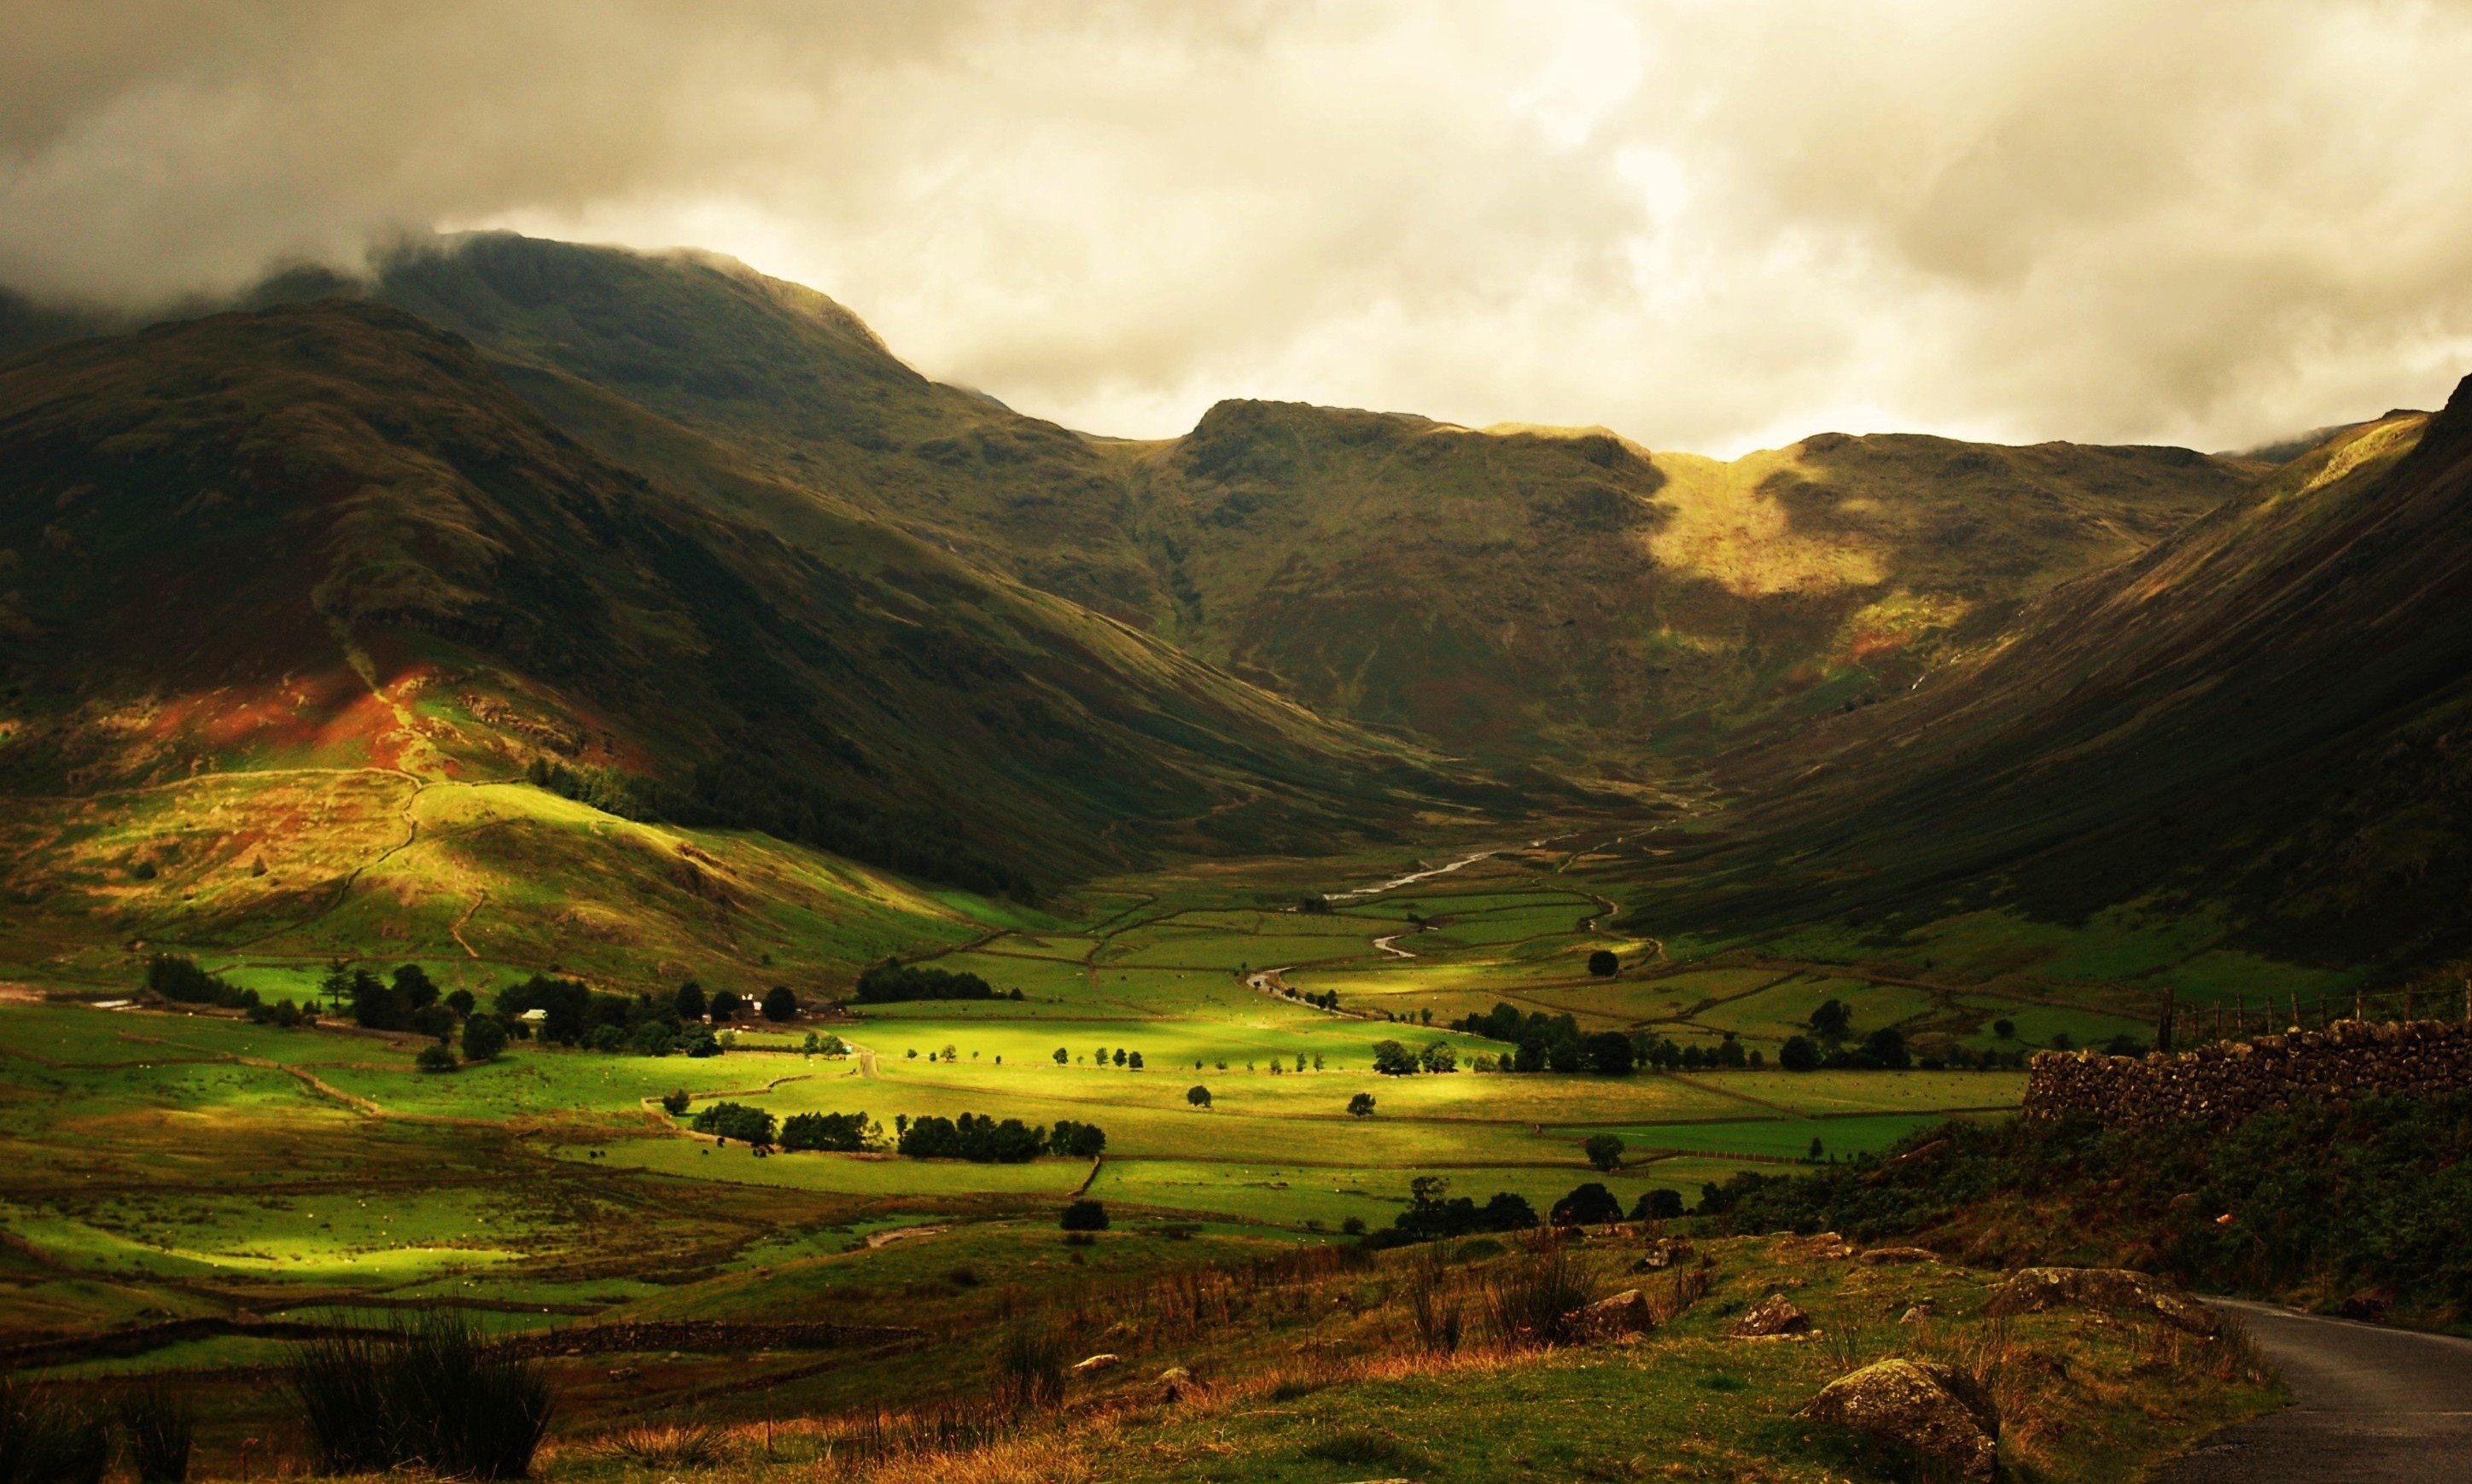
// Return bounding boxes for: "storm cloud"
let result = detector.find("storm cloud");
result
[8,0,2472,453]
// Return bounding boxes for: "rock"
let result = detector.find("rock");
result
[1857,1246,1939,1266]
[1635,1237,1694,1271]
[1799,1359,2000,1483]
[1729,1294,1812,1338]
[1985,1266,2218,1336]
[1070,1353,1121,1374]
[1155,1365,1195,1400]
[1564,1289,1654,1342]
[1898,1304,1933,1325]
[1769,1231,1857,1261]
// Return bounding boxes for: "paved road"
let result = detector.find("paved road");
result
[2152,1298,2472,1482]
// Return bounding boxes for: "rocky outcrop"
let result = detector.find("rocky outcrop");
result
[1800,1359,2000,1483]
[1984,1266,2218,1336]
[1729,1295,1812,1338]
[1564,1289,1655,1342]
[2023,1018,2472,1129]
[1857,1247,1939,1266]
[1070,1353,1121,1374]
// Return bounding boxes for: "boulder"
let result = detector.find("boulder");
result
[1985,1266,2218,1336]
[1799,1359,2000,1483]
[1729,1294,1812,1338]
[1155,1365,1196,1401]
[1857,1246,1939,1266]
[1636,1237,1694,1271]
[1070,1352,1121,1374]
[1769,1231,1857,1261]
[1564,1289,1654,1342]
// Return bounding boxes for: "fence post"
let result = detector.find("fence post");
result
[2158,986,2176,1054]
[2289,992,2300,1031]
[2356,989,2365,1022]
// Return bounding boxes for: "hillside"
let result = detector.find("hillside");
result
[354,235,2260,770]
[0,300,1457,959]
[1631,384,2472,970]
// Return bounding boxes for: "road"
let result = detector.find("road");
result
[2152,1298,2472,1482]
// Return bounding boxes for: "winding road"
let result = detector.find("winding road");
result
[2154,1299,2472,1482]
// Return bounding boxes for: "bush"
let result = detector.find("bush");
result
[287,1312,551,1479]
[1186,1085,1212,1109]
[1549,1181,1623,1227]
[584,1024,627,1054]
[778,1111,872,1152]
[1059,1200,1110,1231]
[627,1021,675,1057]
[1348,1092,1377,1118]
[1341,1215,1367,1236]
[460,1015,509,1063]
[115,1383,194,1484]
[690,1102,776,1145]
[0,1380,109,1484]
[761,986,797,1021]
[659,1090,691,1116]
[1587,949,1618,977]
[415,1044,459,1074]
[1582,1133,1625,1172]
[681,1027,722,1057]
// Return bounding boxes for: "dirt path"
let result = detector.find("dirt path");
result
[2153,1299,2472,1482]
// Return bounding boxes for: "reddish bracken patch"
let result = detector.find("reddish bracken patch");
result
[1847,631,1913,664]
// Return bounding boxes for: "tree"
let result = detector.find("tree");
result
[691,1102,776,1146]
[761,986,798,1022]
[1050,1120,1107,1157]
[1863,1027,1912,1069]
[1128,1051,1145,1070]
[445,988,476,1016]
[1052,1046,1069,1065]
[1059,1200,1110,1231]
[1587,949,1618,978]
[392,963,440,1011]
[1111,1048,1127,1068]
[460,1015,508,1063]
[1186,1085,1213,1109]
[1371,1040,1419,1076]
[1630,1187,1686,1221]
[1808,1136,1826,1162]
[1549,1181,1623,1228]
[1778,1035,1821,1072]
[415,1043,459,1074]
[708,990,743,1023]
[1341,1216,1367,1236]
[1992,1018,2016,1039]
[1584,1030,1635,1075]
[779,1111,871,1152]
[1347,1092,1377,1118]
[1583,1133,1625,1172]
[660,1090,691,1115]
[2049,1031,2074,1052]
[1418,1041,1456,1074]
[674,981,708,1021]
[1810,998,1853,1047]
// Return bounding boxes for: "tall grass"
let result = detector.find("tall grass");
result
[990,1324,1070,1413]
[1480,1244,1591,1351]
[0,1380,108,1484]
[114,1384,192,1484]
[289,1312,552,1479]
[1402,1245,1464,1354]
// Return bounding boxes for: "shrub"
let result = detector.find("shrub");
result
[1587,949,1618,977]
[287,1312,551,1479]
[1549,1181,1623,1228]
[778,1111,872,1152]
[0,1380,109,1484]
[690,1102,775,1145]
[1583,1133,1625,1172]
[1186,1085,1212,1109]
[761,986,797,1021]
[681,1027,721,1057]
[115,1382,194,1484]
[461,1015,509,1063]
[1341,1215,1367,1236]
[415,1044,459,1074]
[1059,1200,1110,1231]
[585,1024,627,1054]
[659,1090,691,1116]
[1348,1092,1377,1118]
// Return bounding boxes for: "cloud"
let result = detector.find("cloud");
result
[7,0,2472,453]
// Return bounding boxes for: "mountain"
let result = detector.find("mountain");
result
[356,235,2262,770]
[0,299,1454,921]
[1638,386,2472,969]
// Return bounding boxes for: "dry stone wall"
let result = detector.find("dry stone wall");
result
[2021,1017,2472,1129]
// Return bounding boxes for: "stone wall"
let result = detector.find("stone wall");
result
[2021,1017,2472,1129]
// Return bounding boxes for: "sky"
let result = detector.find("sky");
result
[7,1,2472,456]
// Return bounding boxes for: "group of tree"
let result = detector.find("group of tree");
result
[779,1110,876,1152]
[892,1114,1106,1162]
[1371,1176,1539,1245]
[1056,1046,1145,1068]
[854,961,1023,1004]
[145,953,264,1012]
[1369,1039,1458,1075]
[494,975,721,1058]
[690,1101,775,1144]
